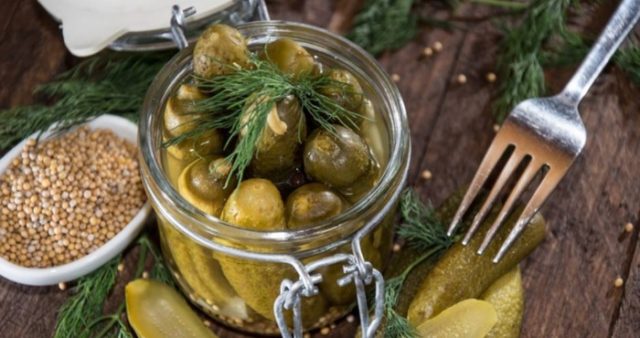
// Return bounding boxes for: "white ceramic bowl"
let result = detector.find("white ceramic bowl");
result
[0,114,151,286]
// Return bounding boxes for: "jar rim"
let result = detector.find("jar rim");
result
[139,21,410,254]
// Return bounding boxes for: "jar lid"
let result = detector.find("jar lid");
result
[38,0,268,57]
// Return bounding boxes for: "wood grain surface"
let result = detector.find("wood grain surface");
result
[0,1,638,337]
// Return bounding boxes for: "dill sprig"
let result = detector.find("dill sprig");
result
[381,189,455,337]
[53,233,173,338]
[54,256,120,338]
[493,0,575,122]
[347,0,418,56]
[615,45,640,85]
[0,53,170,150]
[165,55,361,184]
[397,189,454,251]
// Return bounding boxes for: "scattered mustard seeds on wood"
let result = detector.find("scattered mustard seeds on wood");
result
[421,170,433,180]
[624,222,634,233]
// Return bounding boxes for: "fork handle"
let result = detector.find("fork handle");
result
[560,0,640,107]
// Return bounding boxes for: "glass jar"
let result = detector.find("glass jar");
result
[139,21,410,336]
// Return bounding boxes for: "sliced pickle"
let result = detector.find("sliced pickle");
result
[415,299,497,338]
[482,267,524,338]
[126,279,218,338]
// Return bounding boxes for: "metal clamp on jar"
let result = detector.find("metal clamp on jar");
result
[139,5,410,337]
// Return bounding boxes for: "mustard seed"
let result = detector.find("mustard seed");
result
[0,127,146,268]
[624,222,634,233]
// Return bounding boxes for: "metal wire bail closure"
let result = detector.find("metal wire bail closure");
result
[170,5,196,49]
[273,234,385,338]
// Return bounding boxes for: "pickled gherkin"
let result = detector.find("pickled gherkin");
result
[415,299,498,338]
[245,95,307,181]
[482,267,524,338]
[193,24,250,79]
[262,38,315,80]
[285,183,346,228]
[220,178,285,230]
[218,179,328,324]
[178,157,234,215]
[320,68,364,112]
[167,158,247,319]
[318,234,383,306]
[126,279,219,338]
[406,209,545,325]
[158,22,396,332]
[160,221,249,320]
[303,125,373,189]
[164,84,224,160]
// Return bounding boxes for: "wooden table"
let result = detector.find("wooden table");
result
[0,1,638,337]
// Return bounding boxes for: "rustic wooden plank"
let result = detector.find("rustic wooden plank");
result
[611,233,640,337]
[1,1,639,338]
[378,11,471,180]
[0,0,68,108]
[412,5,640,337]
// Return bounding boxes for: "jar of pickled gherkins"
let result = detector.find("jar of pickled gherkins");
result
[139,21,409,337]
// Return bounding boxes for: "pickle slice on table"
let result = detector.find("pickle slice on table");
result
[482,267,524,338]
[218,179,328,325]
[406,206,545,325]
[126,279,218,338]
[415,299,498,338]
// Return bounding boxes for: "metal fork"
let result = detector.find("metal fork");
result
[446,0,640,263]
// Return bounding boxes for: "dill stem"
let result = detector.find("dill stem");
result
[395,245,446,290]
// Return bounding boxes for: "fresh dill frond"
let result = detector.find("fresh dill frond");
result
[397,189,454,251]
[165,55,361,184]
[54,256,120,338]
[378,189,456,337]
[493,0,575,122]
[347,0,418,56]
[0,53,171,149]
[138,233,174,285]
[615,45,640,85]
[54,232,174,338]
[383,276,417,338]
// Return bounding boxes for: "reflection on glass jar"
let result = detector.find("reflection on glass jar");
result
[140,22,409,335]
